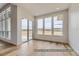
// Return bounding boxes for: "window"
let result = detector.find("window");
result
[53,14,64,36]
[21,19,28,42]
[5,7,11,39]
[0,13,2,37]
[0,21,2,37]
[29,20,32,40]
[2,11,6,38]
[5,18,11,39]
[44,17,52,35]
[37,13,65,36]
[0,7,11,39]
[2,20,5,38]
[37,19,43,34]
[21,19,33,42]
[6,7,11,19]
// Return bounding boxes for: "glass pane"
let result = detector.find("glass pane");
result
[2,20,5,38]
[29,20,32,40]
[5,31,8,38]
[53,15,63,36]
[2,11,6,20]
[0,30,1,37]
[6,7,11,19]
[21,19,28,42]
[7,18,11,31]
[8,31,11,39]
[44,17,52,35]
[5,18,11,39]
[37,19,43,34]
[2,20,5,31]
[0,13,1,21]
[0,22,2,37]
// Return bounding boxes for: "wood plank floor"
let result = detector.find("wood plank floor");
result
[0,40,77,56]
[0,40,17,56]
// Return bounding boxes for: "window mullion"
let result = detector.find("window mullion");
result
[52,17,54,35]
[43,18,45,35]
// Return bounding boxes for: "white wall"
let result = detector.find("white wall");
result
[69,4,79,55]
[17,6,34,45]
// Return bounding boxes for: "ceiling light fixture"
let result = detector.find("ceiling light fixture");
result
[56,8,60,10]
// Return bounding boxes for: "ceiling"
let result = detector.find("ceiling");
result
[15,3,70,16]
[0,3,70,16]
[0,3,6,9]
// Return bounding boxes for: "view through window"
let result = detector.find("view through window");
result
[21,19,28,42]
[21,19,32,42]
[37,19,43,34]
[37,14,64,36]
[53,15,63,36]
[44,17,52,35]
[29,20,32,40]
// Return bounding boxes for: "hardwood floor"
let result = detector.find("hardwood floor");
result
[0,40,77,56]
[0,40,17,56]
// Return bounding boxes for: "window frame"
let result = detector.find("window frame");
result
[0,6,11,39]
[37,13,64,36]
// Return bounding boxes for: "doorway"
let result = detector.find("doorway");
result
[21,18,32,43]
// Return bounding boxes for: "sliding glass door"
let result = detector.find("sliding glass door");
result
[29,20,32,40]
[21,19,28,42]
[21,18,32,43]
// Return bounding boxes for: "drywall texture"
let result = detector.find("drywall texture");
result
[69,4,79,55]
